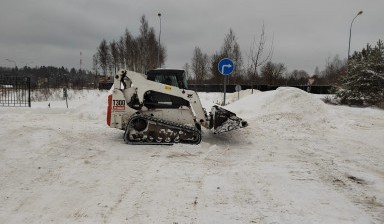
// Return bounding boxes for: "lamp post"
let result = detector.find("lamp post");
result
[348,10,363,59]
[158,12,162,68]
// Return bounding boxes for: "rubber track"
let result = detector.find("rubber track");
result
[123,114,202,145]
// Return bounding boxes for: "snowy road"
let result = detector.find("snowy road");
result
[0,88,383,223]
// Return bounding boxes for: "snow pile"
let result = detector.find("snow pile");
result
[198,92,223,108]
[225,87,330,135]
[227,87,326,116]
[198,89,255,109]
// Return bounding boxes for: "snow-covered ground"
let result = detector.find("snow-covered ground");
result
[0,88,383,223]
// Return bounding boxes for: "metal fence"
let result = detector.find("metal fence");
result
[0,76,31,107]
[188,84,333,94]
[98,82,332,94]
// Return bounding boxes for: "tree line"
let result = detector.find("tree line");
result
[0,66,95,89]
[93,15,166,76]
[93,18,345,87]
[187,29,383,106]
[187,26,347,87]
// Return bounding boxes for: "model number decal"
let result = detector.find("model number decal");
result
[113,100,125,106]
[113,100,125,110]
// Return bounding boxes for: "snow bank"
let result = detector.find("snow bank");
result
[227,87,327,117]
[198,89,255,109]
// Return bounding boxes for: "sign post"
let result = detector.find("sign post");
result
[235,84,242,100]
[63,87,68,108]
[218,58,234,105]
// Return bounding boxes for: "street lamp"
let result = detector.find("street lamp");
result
[158,12,162,68]
[348,10,363,59]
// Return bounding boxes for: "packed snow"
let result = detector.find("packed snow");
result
[0,87,383,223]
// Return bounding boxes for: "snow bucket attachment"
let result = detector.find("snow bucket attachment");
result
[210,105,248,134]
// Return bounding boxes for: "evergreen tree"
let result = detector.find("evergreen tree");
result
[337,40,384,105]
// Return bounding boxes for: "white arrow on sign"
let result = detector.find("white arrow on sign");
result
[221,64,232,74]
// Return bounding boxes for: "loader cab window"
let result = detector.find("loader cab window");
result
[150,75,177,87]
[163,76,178,86]
[146,69,188,89]
[180,74,188,89]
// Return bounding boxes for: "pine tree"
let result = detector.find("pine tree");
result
[337,40,384,105]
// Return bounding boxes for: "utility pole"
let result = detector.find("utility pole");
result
[80,51,82,70]
[158,12,162,68]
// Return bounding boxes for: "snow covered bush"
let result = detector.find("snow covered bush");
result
[337,40,384,106]
[321,95,339,105]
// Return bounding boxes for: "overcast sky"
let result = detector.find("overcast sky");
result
[0,0,383,73]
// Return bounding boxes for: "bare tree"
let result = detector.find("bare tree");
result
[92,54,99,88]
[192,47,210,82]
[208,29,243,84]
[136,15,165,73]
[260,61,286,85]
[288,69,309,85]
[183,62,191,80]
[210,52,223,83]
[221,29,243,76]
[138,15,150,73]
[122,29,140,71]
[117,36,125,70]
[207,29,243,84]
[109,40,119,74]
[246,23,274,90]
[97,39,109,76]
[147,27,160,70]
[95,14,166,75]
[322,55,346,84]
[92,53,98,74]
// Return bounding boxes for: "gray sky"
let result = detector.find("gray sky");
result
[0,0,383,73]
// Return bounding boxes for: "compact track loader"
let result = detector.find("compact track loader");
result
[107,69,247,145]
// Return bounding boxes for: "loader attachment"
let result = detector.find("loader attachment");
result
[210,105,248,134]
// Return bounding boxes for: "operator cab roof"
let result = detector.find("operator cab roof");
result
[146,69,188,89]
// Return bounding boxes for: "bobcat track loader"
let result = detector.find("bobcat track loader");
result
[107,69,248,145]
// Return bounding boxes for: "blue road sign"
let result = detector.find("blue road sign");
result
[218,58,234,75]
